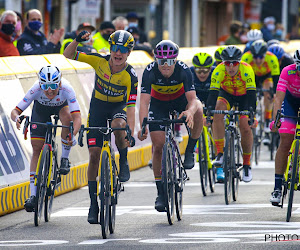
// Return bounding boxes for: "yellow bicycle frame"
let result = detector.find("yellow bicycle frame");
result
[34,145,53,188]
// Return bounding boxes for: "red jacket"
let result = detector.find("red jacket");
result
[0,32,20,57]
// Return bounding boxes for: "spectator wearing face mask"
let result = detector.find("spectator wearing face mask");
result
[0,10,20,57]
[17,9,64,55]
[273,23,284,41]
[126,12,147,43]
[60,22,96,54]
[261,16,275,42]
[112,16,128,31]
[92,21,115,53]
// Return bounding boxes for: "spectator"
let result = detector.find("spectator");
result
[60,22,96,54]
[0,10,20,57]
[112,16,128,30]
[13,11,23,38]
[127,26,153,56]
[261,16,275,42]
[240,22,250,44]
[224,20,242,45]
[92,21,115,53]
[17,9,64,55]
[273,23,284,41]
[126,12,147,43]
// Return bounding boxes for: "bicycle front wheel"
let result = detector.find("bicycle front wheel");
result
[198,133,208,196]
[34,145,50,226]
[232,135,241,201]
[207,128,216,193]
[175,145,183,221]
[162,143,175,225]
[286,140,299,222]
[223,132,232,205]
[100,151,110,238]
[109,158,117,234]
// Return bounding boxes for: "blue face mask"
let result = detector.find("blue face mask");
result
[276,30,283,36]
[28,21,43,31]
[128,22,138,28]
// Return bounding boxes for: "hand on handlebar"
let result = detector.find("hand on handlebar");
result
[138,127,148,141]
[179,110,193,129]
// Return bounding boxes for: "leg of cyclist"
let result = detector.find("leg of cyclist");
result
[212,98,227,182]
[151,131,166,212]
[239,116,253,182]
[262,79,273,145]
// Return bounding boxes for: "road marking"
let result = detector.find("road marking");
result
[0,240,68,247]
[79,239,140,245]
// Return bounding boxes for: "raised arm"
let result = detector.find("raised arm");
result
[63,31,90,59]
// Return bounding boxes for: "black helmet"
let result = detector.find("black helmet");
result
[220,46,242,61]
[108,30,134,50]
[250,39,267,56]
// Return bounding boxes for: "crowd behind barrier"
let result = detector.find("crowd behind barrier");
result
[0,40,299,216]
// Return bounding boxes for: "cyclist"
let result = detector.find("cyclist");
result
[269,49,300,205]
[243,29,263,53]
[267,44,294,72]
[137,40,203,212]
[213,46,225,66]
[63,30,138,224]
[241,39,280,145]
[207,46,256,182]
[267,39,280,47]
[10,65,82,212]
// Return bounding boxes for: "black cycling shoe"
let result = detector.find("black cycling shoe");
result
[183,152,195,169]
[87,205,99,224]
[24,195,36,212]
[119,160,130,182]
[155,194,166,212]
[60,158,70,175]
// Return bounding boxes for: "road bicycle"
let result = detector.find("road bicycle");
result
[21,115,73,226]
[141,112,189,225]
[78,121,135,238]
[197,108,216,196]
[207,108,254,205]
[273,109,300,222]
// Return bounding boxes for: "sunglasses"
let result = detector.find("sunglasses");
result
[111,44,130,53]
[195,67,210,74]
[156,58,176,66]
[224,61,240,67]
[40,83,59,91]
[253,54,265,59]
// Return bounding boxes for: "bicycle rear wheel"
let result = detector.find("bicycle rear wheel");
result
[223,132,232,205]
[232,135,241,201]
[109,158,117,234]
[207,129,216,193]
[100,151,110,238]
[198,133,208,196]
[286,140,299,222]
[34,145,50,226]
[44,150,58,222]
[162,143,175,225]
[174,145,183,221]
[254,103,263,165]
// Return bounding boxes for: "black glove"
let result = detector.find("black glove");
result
[76,30,89,43]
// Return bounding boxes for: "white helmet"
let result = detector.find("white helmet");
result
[38,65,62,85]
[247,29,263,42]
[293,49,300,65]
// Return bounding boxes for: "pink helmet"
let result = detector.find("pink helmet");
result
[154,40,179,59]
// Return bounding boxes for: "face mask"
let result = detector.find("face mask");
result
[28,20,43,31]
[102,33,110,41]
[128,22,138,28]
[267,24,275,31]
[81,37,91,44]
[1,23,15,35]
[276,30,283,36]
[15,21,22,32]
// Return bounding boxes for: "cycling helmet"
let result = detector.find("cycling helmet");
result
[154,40,179,59]
[38,65,61,85]
[108,30,134,50]
[220,46,242,61]
[293,49,300,65]
[268,44,284,60]
[267,39,280,47]
[250,39,268,56]
[192,52,214,68]
[214,46,226,62]
[246,29,263,42]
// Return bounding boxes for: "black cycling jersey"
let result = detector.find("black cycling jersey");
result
[280,53,294,72]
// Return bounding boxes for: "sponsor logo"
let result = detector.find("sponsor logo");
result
[129,94,137,100]
[88,138,96,145]
[70,98,76,103]
[131,68,137,77]
[178,61,188,69]
[23,98,28,102]
[146,62,155,71]
[288,70,296,75]
[56,98,60,102]
[104,73,110,79]
[118,31,124,42]
[32,124,37,129]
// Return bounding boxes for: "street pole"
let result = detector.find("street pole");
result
[282,0,288,40]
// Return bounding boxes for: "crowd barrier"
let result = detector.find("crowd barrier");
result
[1,40,299,216]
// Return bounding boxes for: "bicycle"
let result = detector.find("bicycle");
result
[197,108,216,196]
[273,109,300,222]
[141,112,189,225]
[21,115,73,226]
[207,107,254,205]
[78,121,135,239]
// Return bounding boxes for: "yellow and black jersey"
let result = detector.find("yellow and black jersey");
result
[74,51,138,107]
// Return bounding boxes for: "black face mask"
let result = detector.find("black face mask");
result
[1,23,15,35]
[102,33,110,41]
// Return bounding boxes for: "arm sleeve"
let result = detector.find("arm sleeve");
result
[127,68,138,107]
[206,90,219,110]
[16,83,39,111]
[182,66,195,92]
[74,52,103,69]
[246,89,256,112]
[63,84,81,114]
[141,63,155,95]
[272,75,280,92]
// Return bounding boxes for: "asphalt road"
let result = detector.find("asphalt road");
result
[1,144,300,250]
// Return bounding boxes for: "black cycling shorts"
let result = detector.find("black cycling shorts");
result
[87,97,127,148]
[255,72,272,88]
[218,89,249,111]
[30,100,68,139]
[148,95,188,132]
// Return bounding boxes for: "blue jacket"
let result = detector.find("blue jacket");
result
[17,27,61,55]
[260,27,274,42]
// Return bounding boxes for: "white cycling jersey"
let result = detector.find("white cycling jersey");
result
[16,78,80,113]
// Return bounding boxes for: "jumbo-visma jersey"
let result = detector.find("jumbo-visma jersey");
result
[74,52,138,107]
[210,61,256,96]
